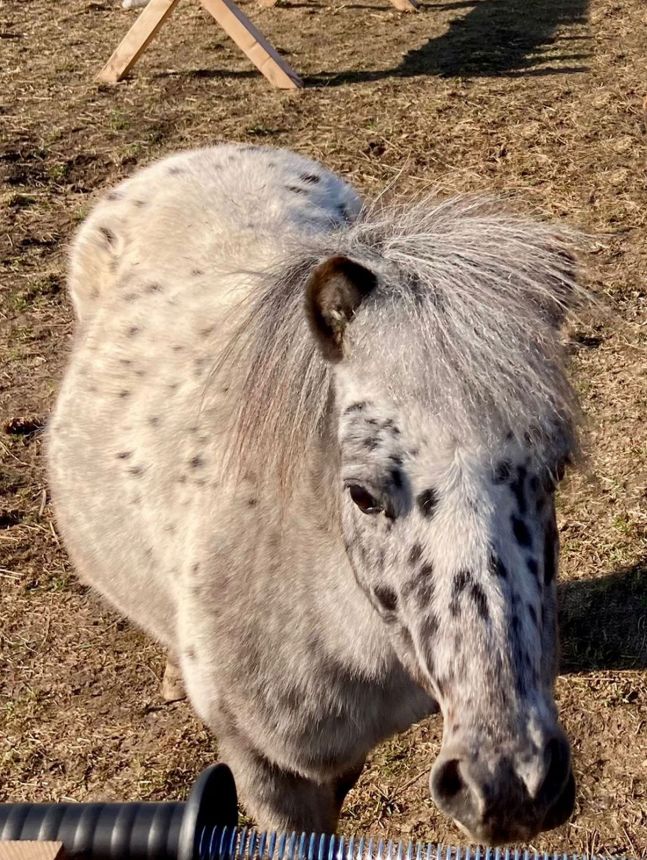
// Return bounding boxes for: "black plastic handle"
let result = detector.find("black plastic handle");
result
[0,763,238,860]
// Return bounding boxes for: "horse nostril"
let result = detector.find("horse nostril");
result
[539,736,571,805]
[433,758,464,802]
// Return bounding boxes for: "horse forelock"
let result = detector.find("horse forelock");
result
[212,195,587,490]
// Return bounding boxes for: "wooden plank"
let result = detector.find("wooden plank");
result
[97,0,182,83]
[0,844,65,860]
[199,0,302,88]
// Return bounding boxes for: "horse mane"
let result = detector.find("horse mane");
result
[213,195,587,489]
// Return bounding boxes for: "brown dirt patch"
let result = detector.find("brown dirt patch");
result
[1,0,645,856]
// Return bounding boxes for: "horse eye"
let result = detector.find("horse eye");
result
[348,484,383,514]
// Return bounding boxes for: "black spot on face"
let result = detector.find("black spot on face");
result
[301,173,320,184]
[390,468,402,489]
[373,585,398,613]
[512,515,531,547]
[116,451,132,460]
[409,543,423,565]
[287,185,307,195]
[470,583,489,621]
[493,460,512,483]
[417,488,438,518]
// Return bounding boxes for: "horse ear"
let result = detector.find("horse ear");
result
[305,256,377,362]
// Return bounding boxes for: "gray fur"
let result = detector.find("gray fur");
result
[48,144,582,844]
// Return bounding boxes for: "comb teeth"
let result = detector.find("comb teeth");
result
[196,827,602,860]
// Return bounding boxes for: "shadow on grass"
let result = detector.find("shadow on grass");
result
[558,556,647,673]
[305,0,591,85]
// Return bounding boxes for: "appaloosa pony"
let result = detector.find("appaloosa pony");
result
[48,144,583,845]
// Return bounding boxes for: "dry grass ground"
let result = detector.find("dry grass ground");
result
[0,0,645,856]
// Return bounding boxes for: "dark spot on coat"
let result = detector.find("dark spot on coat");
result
[364,436,379,450]
[528,604,538,627]
[301,173,320,184]
[390,468,402,489]
[527,558,539,579]
[118,389,131,398]
[450,569,472,615]
[511,515,531,547]
[421,612,440,642]
[337,203,349,221]
[145,282,162,294]
[489,551,507,578]
[116,451,132,459]
[389,454,403,466]
[247,498,258,507]
[287,185,307,194]
[148,415,160,427]
[168,166,184,175]
[172,344,184,352]
[529,475,540,493]
[409,543,423,565]
[344,402,368,414]
[510,465,527,515]
[127,325,140,337]
[417,488,438,518]
[128,465,144,477]
[192,268,204,276]
[106,191,122,201]
[544,522,557,584]
[133,199,147,207]
[373,585,398,613]
[99,226,116,245]
[493,461,512,483]
[190,455,204,469]
[470,583,489,621]
[191,562,200,575]
[185,647,196,660]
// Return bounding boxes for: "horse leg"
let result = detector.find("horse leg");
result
[161,655,186,702]
[333,759,366,812]
[216,730,345,833]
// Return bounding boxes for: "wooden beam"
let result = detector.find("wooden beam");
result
[97,0,182,83]
[388,0,419,10]
[0,844,65,860]
[199,0,302,88]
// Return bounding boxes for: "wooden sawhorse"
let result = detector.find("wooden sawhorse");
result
[98,0,418,90]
